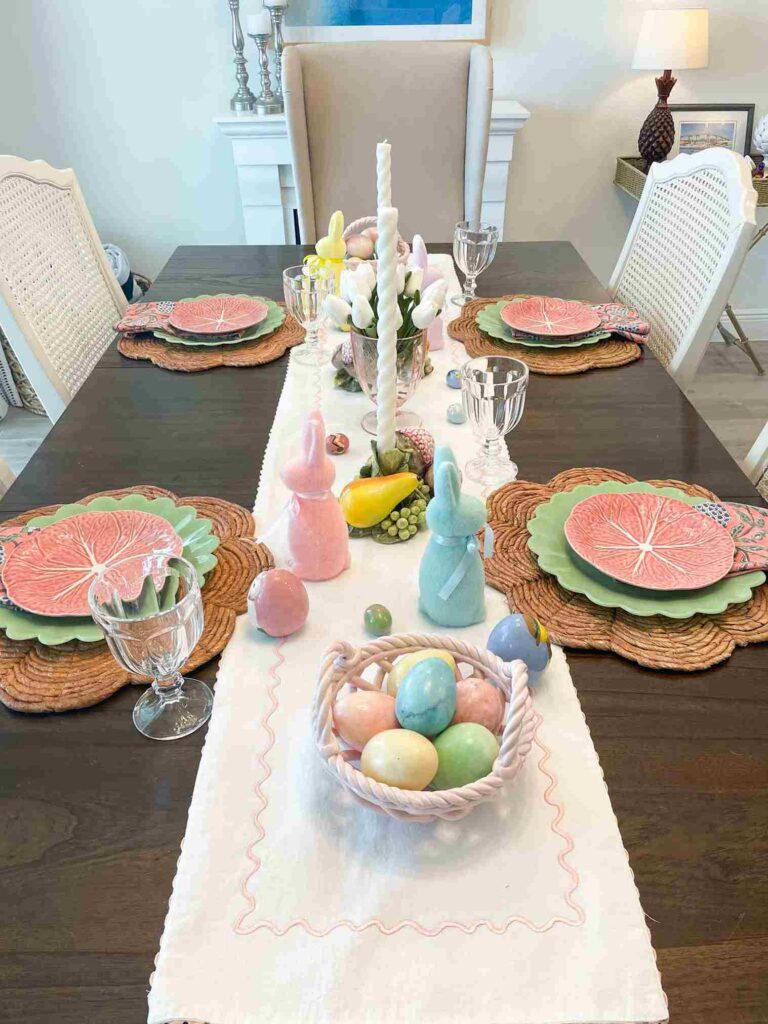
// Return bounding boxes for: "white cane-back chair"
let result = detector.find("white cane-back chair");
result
[744,422,768,501]
[609,148,757,391]
[0,156,127,422]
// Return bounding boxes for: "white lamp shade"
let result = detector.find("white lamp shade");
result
[632,8,709,70]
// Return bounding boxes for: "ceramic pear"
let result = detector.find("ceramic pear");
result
[280,410,350,581]
[419,447,489,626]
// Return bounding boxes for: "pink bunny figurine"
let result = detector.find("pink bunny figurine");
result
[280,410,350,581]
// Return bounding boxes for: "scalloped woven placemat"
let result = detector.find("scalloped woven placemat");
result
[117,305,304,371]
[485,467,768,671]
[0,486,273,712]
[448,296,642,375]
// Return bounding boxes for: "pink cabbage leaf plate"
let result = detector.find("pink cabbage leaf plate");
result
[2,510,183,617]
[564,491,735,591]
[500,296,602,338]
[168,294,268,336]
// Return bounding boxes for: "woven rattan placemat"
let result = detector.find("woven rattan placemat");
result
[485,467,768,671]
[0,485,273,712]
[448,296,642,375]
[117,306,304,371]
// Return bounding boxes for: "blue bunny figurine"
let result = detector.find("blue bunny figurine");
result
[419,446,492,627]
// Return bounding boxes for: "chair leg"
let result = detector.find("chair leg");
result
[717,303,765,376]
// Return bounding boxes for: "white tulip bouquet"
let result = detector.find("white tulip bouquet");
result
[324,260,448,339]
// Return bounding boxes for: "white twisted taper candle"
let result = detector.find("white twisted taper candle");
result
[376,205,398,453]
[376,140,392,210]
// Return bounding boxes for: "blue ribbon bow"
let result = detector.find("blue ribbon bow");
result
[436,526,494,602]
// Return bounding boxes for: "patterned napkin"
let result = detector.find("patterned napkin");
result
[696,501,768,574]
[114,300,176,335]
[589,303,650,344]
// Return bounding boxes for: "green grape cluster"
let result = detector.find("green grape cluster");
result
[377,498,428,542]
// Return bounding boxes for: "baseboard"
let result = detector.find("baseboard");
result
[712,309,768,342]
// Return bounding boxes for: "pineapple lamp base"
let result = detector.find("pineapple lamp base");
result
[638,68,677,173]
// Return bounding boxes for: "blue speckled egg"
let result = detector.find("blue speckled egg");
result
[446,368,462,389]
[447,403,467,424]
[395,657,457,737]
[487,613,551,674]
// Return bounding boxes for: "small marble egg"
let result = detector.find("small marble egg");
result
[453,677,505,733]
[361,226,379,243]
[345,233,375,260]
[364,603,392,637]
[395,657,457,736]
[447,402,467,424]
[326,432,350,456]
[386,648,457,696]
[361,728,438,790]
[248,568,308,637]
[487,613,552,674]
[333,690,398,750]
[446,368,462,389]
[432,723,499,790]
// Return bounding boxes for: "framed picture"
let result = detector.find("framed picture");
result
[668,104,755,158]
[282,0,488,42]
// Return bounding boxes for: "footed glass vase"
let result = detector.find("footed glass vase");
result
[349,329,427,435]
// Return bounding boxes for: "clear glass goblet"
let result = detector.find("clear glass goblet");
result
[88,553,212,741]
[349,328,427,434]
[451,220,499,307]
[283,263,333,366]
[461,355,529,488]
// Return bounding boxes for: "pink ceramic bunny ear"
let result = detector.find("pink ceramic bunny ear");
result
[412,234,428,272]
[413,233,441,289]
[281,411,335,492]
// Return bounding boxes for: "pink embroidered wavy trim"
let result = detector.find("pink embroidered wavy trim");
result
[233,648,585,937]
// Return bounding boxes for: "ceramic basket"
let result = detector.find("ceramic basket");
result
[343,216,410,265]
[313,632,535,822]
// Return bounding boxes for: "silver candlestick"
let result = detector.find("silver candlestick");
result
[248,33,283,115]
[228,0,257,113]
[264,0,288,102]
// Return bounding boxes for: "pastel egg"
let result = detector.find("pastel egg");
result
[447,403,467,424]
[395,657,456,736]
[360,729,438,790]
[333,690,398,750]
[487,613,551,674]
[432,723,499,790]
[364,603,392,637]
[345,233,375,260]
[386,648,457,696]
[326,432,350,455]
[446,368,462,389]
[361,226,379,242]
[453,677,505,733]
[247,568,308,637]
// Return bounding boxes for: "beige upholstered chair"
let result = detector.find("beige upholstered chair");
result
[609,148,757,391]
[744,422,768,500]
[283,43,493,244]
[0,156,127,422]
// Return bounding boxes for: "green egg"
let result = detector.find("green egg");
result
[364,603,392,637]
[431,723,499,789]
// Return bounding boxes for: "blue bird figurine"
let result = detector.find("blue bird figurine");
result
[419,447,492,627]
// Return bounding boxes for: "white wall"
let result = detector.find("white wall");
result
[490,0,768,310]
[1,0,766,310]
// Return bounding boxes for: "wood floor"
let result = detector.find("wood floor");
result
[0,341,764,486]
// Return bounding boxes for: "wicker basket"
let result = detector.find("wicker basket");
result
[313,632,534,822]
[615,154,768,207]
[343,215,410,264]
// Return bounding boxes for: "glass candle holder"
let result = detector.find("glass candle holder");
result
[350,329,427,435]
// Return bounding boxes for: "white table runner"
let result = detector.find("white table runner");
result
[148,257,667,1024]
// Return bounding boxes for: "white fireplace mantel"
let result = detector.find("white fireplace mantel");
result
[215,99,531,244]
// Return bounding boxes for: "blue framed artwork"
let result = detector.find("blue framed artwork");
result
[283,0,488,41]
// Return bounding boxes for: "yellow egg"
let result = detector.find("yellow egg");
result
[386,648,457,696]
[360,729,438,791]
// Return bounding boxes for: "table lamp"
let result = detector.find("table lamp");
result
[633,8,709,170]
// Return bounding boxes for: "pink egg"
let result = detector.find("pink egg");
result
[452,677,505,734]
[344,233,374,260]
[361,226,379,243]
[247,568,309,637]
[333,690,398,750]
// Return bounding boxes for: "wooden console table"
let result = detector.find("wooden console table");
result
[614,155,767,375]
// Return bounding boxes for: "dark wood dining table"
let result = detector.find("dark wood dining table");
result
[0,243,765,1024]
